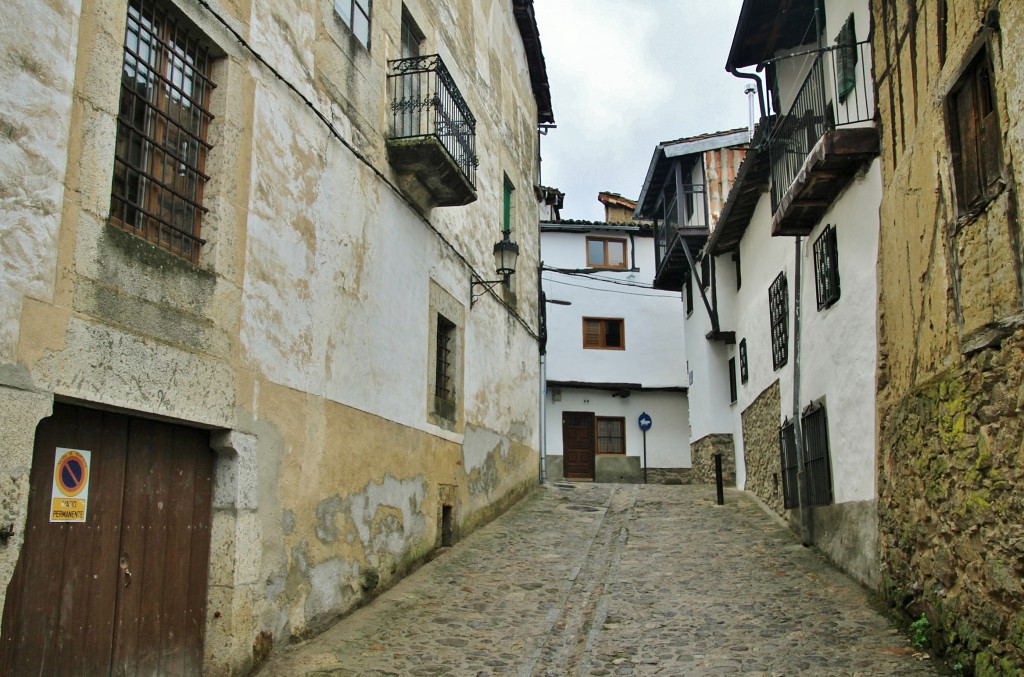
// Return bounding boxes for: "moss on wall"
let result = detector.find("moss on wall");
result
[879,331,1024,673]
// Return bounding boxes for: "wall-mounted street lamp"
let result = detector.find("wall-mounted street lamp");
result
[470,232,519,307]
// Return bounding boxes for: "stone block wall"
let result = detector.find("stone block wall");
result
[741,381,783,515]
[644,468,694,485]
[879,329,1024,672]
[691,434,735,487]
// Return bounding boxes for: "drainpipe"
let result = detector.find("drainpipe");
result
[792,238,812,546]
[538,265,547,484]
[727,67,766,121]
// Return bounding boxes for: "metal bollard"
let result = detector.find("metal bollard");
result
[714,453,725,505]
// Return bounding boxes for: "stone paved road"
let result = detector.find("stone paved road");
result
[256,483,939,676]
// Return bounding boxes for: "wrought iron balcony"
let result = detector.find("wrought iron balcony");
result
[767,40,879,235]
[652,185,710,291]
[386,55,478,207]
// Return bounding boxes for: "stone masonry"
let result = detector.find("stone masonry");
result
[257,483,938,676]
[741,380,784,515]
[872,1,1024,673]
[690,433,735,486]
[879,328,1024,673]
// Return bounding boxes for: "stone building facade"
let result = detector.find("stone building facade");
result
[871,0,1024,672]
[0,0,552,673]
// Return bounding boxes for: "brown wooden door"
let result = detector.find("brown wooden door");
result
[562,411,595,479]
[0,403,214,677]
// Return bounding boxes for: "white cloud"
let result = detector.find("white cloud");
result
[535,0,748,220]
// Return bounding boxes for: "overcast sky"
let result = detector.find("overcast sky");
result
[533,0,750,222]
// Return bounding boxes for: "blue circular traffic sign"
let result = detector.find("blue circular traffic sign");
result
[638,412,653,431]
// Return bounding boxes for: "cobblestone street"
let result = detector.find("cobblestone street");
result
[257,483,939,676]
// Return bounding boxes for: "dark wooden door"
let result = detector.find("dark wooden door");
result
[562,411,595,479]
[0,403,214,676]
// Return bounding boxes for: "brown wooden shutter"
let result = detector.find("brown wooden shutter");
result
[583,319,601,348]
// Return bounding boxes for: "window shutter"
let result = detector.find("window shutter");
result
[954,79,982,207]
[583,320,601,348]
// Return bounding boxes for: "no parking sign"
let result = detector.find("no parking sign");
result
[50,447,91,523]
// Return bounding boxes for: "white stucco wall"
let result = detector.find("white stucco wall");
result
[542,229,687,388]
[797,160,881,504]
[724,160,881,505]
[544,388,690,469]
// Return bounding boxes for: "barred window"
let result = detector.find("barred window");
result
[779,405,835,510]
[728,357,738,404]
[779,418,799,509]
[768,272,789,370]
[596,417,625,454]
[110,0,216,263]
[801,402,834,507]
[739,338,748,384]
[813,225,841,310]
[434,314,456,420]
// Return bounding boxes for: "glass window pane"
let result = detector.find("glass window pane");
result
[604,321,622,348]
[353,9,370,46]
[335,0,352,26]
[588,240,605,266]
[608,241,625,267]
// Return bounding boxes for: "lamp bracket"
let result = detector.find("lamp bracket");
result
[470,276,508,307]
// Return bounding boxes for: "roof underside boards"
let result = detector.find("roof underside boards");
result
[512,0,554,124]
[547,381,688,394]
[541,220,652,236]
[726,0,817,70]
[706,119,774,255]
[634,129,750,219]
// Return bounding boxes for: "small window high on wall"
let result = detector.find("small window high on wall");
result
[948,49,1002,214]
[587,237,627,270]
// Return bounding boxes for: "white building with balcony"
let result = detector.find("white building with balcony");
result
[641,0,883,588]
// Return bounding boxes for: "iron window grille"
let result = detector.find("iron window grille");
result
[434,315,456,420]
[769,272,789,370]
[801,402,834,507]
[813,225,841,310]
[728,357,738,404]
[582,318,624,350]
[779,418,799,509]
[596,417,626,454]
[739,338,748,384]
[948,49,1002,214]
[335,0,371,48]
[110,0,215,263]
[387,54,478,189]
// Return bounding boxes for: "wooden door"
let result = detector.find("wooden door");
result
[0,403,214,676]
[562,411,595,479]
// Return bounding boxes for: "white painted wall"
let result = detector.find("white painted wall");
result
[541,225,690,471]
[545,388,690,469]
[797,160,881,503]
[542,229,687,389]
[715,159,881,505]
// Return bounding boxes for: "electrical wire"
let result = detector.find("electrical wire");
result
[192,0,538,340]
[542,277,680,299]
